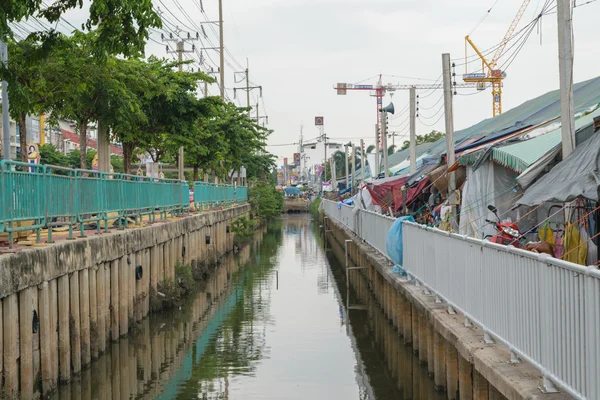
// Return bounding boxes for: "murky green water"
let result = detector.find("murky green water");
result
[57,215,440,399]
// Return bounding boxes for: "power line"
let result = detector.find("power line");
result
[418,102,445,120]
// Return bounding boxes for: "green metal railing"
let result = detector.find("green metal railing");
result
[0,161,249,248]
[192,182,248,210]
[0,161,190,247]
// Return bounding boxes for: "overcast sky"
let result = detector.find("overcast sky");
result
[61,0,599,166]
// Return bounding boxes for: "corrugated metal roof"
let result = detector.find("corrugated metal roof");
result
[492,107,600,173]
[357,76,600,179]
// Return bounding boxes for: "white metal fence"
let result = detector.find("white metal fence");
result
[322,199,394,257]
[322,199,597,399]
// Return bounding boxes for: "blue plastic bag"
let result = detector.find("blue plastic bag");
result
[386,216,415,266]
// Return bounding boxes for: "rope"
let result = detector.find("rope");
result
[507,203,570,246]
[561,231,600,261]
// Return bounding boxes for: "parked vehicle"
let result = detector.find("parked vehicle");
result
[485,205,521,247]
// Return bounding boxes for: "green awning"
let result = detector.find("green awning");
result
[491,107,600,173]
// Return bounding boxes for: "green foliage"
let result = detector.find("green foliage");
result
[231,217,256,245]
[309,197,322,219]
[367,144,376,154]
[111,155,124,173]
[400,130,445,151]
[249,180,284,222]
[1,0,161,57]
[0,30,276,180]
[175,262,195,295]
[39,144,68,167]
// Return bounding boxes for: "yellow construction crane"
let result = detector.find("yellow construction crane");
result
[463,0,531,117]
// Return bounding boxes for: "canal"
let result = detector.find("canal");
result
[56,215,441,399]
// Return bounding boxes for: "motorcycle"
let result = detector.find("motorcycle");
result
[485,205,521,247]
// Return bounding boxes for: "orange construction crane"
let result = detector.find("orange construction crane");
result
[463,0,531,117]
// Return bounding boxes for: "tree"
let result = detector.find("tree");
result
[400,130,445,151]
[0,39,48,162]
[135,62,210,171]
[1,0,161,58]
[367,144,376,154]
[388,145,396,155]
[39,144,68,166]
[249,180,283,221]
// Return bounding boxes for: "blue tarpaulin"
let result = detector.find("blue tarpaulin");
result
[386,216,415,266]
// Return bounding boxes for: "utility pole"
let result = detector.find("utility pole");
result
[203,67,219,97]
[218,0,225,99]
[164,32,198,180]
[360,139,365,184]
[442,53,457,222]
[1,40,10,161]
[234,60,262,111]
[557,0,575,159]
[351,144,356,191]
[409,86,417,174]
[344,144,349,189]
[381,111,389,178]
[374,124,380,178]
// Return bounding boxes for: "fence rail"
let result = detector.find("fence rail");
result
[322,199,595,399]
[192,181,247,209]
[0,161,247,248]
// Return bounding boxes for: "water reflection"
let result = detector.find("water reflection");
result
[54,216,441,399]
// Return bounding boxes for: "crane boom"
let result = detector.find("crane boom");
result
[462,0,531,117]
[490,0,532,69]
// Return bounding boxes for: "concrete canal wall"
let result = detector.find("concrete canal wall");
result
[0,204,249,399]
[325,216,572,400]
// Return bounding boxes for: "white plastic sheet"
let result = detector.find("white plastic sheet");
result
[459,161,523,239]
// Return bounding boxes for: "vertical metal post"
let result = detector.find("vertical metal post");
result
[381,111,389,178]
[218,0,225,100]
[245,59,251,110]
[409,86,417,174]
[177,41,185,180]
[1,40,10,161]
[351,144,356,191]
[344,144,349,190]
[360,139,365,184]
[442,53,456,221]
[557,0,575,159]
[374,124,380,179]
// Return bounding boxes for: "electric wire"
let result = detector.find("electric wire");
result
[418,93,444,111]
[418,112,445,127]
[418,102,444,120]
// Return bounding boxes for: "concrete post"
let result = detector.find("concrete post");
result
[418,313,428,364]
[89,268,98,360]
[104,264,111,344]
[57,275,70,383]
[70,272,82,374]
[472,369,489,399]
[96,264,106,354]
[135,252,143,322]
[411,306,419,353]
[427,321,435,375]
[446,344,459,399]
[119,257,129,336]
[150,246,159,292]
[144,249,150,317]
[49,279,58,386]
[459,355,473,400]
[3,293,19,395]
[433,331,446,390]
[39,281,56,394]
[19,287,34,398]
[403,301,412,345]
[79,269,91,368]
[111,259,120,340]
